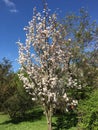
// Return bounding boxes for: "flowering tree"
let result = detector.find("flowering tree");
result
[18,4,78,130]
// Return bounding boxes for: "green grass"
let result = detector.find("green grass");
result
[0,108,78,130]
[0,112,47,130]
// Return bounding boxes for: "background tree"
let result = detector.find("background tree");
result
[4,73,34,120]
[0,58,15,111]
[58,9,98,130]
[0,58,34,119]
[61,8,98,99]
[18,3,79,130]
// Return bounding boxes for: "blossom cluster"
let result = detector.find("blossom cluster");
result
[18,6,78,112]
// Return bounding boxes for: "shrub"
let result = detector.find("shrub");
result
[3,74,34,120]
[77,90,98,130]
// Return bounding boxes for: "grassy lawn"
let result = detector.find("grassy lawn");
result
[0,109,77,130]
[0,112,47,130]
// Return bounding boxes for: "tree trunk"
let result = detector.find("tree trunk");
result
[45,108,52,130]
[47,120,52,130]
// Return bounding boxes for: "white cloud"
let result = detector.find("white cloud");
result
[3,0,15,7]
[10,9,18,13]
[3,0,18,13]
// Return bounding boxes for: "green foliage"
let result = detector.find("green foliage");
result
[77,90,98,130]
[53,111,78,130]
[0,58,16,111]
[0,58,34,119]
[3,74,34,119]
[53,90,98,130]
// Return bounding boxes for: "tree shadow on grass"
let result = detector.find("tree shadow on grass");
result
[0,109,43,125]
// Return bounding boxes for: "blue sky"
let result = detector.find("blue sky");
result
[0,0,98,71]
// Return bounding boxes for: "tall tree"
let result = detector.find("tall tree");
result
[0,58,15,111]
[18,3,79,130]
[62,8,98,95]
[0,58,34,118]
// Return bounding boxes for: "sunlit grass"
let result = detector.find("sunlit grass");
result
[0,111,77,130]
[0,112,47,130]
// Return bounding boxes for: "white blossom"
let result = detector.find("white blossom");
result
[63,93,67,99]
[68,38,71,42]
[32,98,36,101]
[18,5,79,130]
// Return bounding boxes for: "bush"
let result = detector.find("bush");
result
[53,111,78,130]
[3,73,35,120]
[77,90,98,130]
[4,93,33,119]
